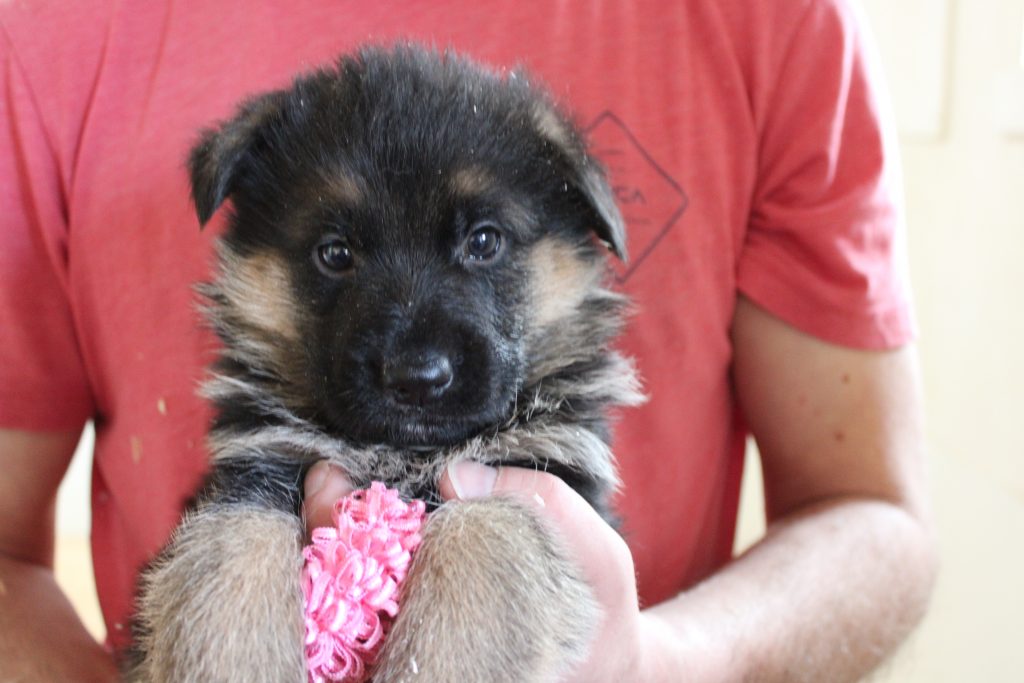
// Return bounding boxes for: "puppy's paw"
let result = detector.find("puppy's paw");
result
[372,497,598,683]
[127,506,306,683]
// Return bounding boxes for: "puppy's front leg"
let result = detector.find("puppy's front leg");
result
[373,498,598,683]
[127,457,307,683]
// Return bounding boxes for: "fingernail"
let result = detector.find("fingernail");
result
[306,461,331,498]
[448,460,498,500]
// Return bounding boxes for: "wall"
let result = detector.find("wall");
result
[886,0,1024,678]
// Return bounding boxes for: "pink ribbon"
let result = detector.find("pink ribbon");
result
[301,482,426,683]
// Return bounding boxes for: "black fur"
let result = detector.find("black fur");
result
[192,45,631,506]
[127,45,642,676]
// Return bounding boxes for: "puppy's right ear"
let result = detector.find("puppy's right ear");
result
[188,92,286,227]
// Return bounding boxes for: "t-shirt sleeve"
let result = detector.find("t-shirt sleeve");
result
[0,29,94,430]
[737,0,915,350]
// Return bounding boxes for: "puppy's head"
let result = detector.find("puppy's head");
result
[192,46,626,449]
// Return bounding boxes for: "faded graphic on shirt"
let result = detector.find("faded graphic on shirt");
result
[586,112,688,283]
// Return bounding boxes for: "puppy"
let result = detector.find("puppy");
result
[127,45,642,682]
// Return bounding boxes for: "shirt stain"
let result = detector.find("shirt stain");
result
[0,577,7,597]
[157,397,168,415]
[130,436,143,464]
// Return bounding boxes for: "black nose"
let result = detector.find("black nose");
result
[382,351,454,406]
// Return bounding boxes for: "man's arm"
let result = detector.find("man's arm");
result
[0,428,119,682]
[640,295,938,680]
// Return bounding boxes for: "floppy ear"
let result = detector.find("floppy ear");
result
[575,161,628,262]
[530,101,628,261]
[188,92,287,227]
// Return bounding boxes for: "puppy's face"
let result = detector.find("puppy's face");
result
[191,48,625,449]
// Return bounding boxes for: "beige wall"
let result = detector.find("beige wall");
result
[55,0,1024,678]
[881,0,1024,678]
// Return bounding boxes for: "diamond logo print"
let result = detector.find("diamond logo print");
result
[585,111,688,283]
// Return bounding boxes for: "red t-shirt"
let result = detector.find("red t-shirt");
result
[0,0,913,649]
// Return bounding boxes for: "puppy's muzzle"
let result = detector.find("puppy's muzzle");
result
[381,350,454,406]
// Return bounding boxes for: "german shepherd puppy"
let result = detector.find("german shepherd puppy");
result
[127,45,642,682]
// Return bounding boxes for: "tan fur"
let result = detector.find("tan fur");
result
[451,166,495,197]
[128,507,305,683]
[372,498,598,683]
[217,247,299,342]
[321,168,365,205]
[531,102,576,157]
[528,238,603,333]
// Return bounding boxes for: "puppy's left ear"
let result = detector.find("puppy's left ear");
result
[531,102,628,261]
[188,91,287,227]
[576,160,628,262]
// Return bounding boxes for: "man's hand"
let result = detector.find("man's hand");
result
[0,428,120,682]
[302,460,356,531]
[302,460,679,682]
[438,460,677,683]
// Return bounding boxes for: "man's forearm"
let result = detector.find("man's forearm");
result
[0,555,119,682]
[644,498,937,682]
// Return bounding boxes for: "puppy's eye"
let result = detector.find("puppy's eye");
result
[464,222,503,262]
[315,238,354,274]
